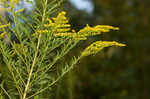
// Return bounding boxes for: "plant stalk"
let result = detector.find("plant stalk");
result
[22,33,42,99]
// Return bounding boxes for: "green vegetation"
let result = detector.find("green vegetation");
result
[0,0,126,99]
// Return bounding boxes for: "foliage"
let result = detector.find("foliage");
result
[0,0,125,98]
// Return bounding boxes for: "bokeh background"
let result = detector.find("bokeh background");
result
[1,0,150,99]
[58,0,150,99]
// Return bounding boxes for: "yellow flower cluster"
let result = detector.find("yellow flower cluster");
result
[78,24,119,35]
[81,41,126,56]
[0,23,10,38]
[54,32,87,40]
[35,11,71,36]
[35,11,120,41]
[35,11,126,54]
[15,8,24,13]
[0,32,6,38]
[44,11,71,32]
[0,23,10,29]
[53,24,119,40]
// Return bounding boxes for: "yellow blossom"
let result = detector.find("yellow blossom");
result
[0,32,6,38]
[53,32,87,40]
[35,11,123,44]
[82,41,126,56]
[15,8,24,13]
[56,28,70,32]
[95,25,119,30]
[35,30,49,33]
[52,11,68,24]
[53,33,73,37]
[78,24,119,36]
[43,11,71,34]
[0,23,10,29]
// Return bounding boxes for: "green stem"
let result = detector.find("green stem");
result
[22,0,48,98]
[27,55,82,99]
[22,33,42,99]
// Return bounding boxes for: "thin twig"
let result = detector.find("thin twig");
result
[0,83,12,99]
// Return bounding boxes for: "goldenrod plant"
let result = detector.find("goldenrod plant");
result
[0,0,125,98]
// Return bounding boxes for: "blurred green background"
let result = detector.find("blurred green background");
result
[54,0,150,99]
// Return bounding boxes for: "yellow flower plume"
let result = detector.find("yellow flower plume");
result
[82,41,126,56]
[34,11,126,55]
[0,23,10,29]
[35,11,120,41]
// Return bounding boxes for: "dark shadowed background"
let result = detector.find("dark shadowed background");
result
[58,0,150,99]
